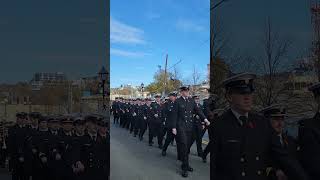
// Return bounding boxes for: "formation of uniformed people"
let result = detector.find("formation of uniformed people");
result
[208,72,319,180]
[0,121,11,168]
[0,112,109,180]
[111,86,211,178]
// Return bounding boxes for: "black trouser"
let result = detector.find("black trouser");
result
[0,148,7,167]
[148,122,163,146]
[11,159,30,180]
[203,126,212,158]
[113,113,119,124]
[129,117,135,133]
[125,114,131,129]
[177,128,193,171]
[34,159,51,180]
[133,117,141,136]
[162,128,176,152]
[119,113,124,127]
[138,119,147,139]
[188,124,203,155]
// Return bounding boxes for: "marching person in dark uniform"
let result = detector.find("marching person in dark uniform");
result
[188,95,206,157]
[97,119,110,180]
[119,98,125,127]
[33,115,51,180]
[129,99,135,134]
[132,99,140,137]
[0,122,8,168]
[56,115,76,180]
[79,115,102,180]
[149,94,164,148]
[27,112,41,179]
[171,86,210,177]
[210,73,309,180]
[161,91,178,156]
[8,112,30,180]
[160,97,169,147]
[298,83,320,180]
[46,115,62,180]
[134,99,144,139]
[112,97,120,125]
[260,104,300,180]
[125,100,132,130]
[71,116,87,180]
[138,98,149,141]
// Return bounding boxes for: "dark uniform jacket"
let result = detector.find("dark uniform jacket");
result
[194,103,204,125]
[268,133,300,180]
[298,113,320,180]
[150,102,162,124]
[112,101,120,115]
[172,97,206,131]
[8,125,29,164]
[162,100,178,129]
[210,109,309,180]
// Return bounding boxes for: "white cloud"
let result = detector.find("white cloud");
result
[111,17,146,45]
[111,48,150,58]
[176,19,205,32]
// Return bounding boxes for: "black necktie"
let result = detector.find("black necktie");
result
[239,116,248,126]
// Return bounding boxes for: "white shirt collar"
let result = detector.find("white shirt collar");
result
[88,132,98,140]
[39,128,48,132]
[231,108,248,125]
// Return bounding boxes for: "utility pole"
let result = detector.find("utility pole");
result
[210,0,229,95]
[68,81,73,113]
[163,54,168,96]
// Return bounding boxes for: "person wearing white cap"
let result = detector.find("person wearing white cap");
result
[210,73,309,180]
[171,86,210,178]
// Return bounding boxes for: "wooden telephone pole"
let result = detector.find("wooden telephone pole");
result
[163,54,168,96]
[210,0,229,95]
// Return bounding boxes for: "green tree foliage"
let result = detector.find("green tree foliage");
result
[146,69,182,95]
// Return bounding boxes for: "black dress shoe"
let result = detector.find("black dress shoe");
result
[158,145,163,149]
[187,167,193,172]
[149,143,152,146]
[198,152,203,157]
[181,170,188,178]
[162,151,166,156]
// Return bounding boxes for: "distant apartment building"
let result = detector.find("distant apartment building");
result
[284,59,317,93]
[30,72,67,90]
[74,76,99,88]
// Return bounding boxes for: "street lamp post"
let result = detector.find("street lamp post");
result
[140,83,144,98]
[2,99,8,123]
[29,101,32,113]
[98,66,107,111]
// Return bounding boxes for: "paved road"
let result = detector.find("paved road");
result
[0,168,10,180]
[110,121,210,180]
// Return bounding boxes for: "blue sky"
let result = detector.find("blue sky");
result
[110,0,210,88]
[0,0,106,83]
[215,0,312,68]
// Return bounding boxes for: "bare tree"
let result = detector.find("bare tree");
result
[254,17,293,107]
[210,4,230,95]
[192,65,201,86]
[211,0,229,10]
[226,51,260,73]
